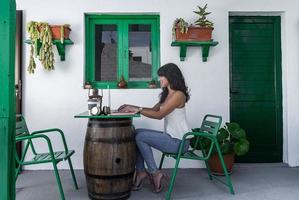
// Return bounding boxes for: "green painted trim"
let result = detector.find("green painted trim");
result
[273,16,283,158]
[84,14,160,89]
[0,0,16,199]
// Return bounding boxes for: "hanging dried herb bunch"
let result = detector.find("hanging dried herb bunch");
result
[27,21,54,74]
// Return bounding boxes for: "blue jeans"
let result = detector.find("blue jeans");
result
[135,128,190,174]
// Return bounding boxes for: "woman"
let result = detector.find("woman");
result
[118,63,190,193]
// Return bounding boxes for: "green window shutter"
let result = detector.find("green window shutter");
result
[85,14,160,89]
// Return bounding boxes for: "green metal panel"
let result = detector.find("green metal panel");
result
[229,16,282,162]
[84,14,160,89]
[0,0,16,199]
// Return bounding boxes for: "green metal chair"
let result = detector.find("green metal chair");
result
[15,115,78,200]
[159,114,235,200]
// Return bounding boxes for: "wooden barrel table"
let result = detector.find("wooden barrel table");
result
[84,118,136,200]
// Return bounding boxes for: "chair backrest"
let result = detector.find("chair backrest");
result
[191,114,222,152]
[200,114,222,136]
[16,114,30,137]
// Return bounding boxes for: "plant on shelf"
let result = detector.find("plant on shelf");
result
[27,21,54,74]
[26,21,72,74]
[172,18,189,40]
[173,4,214,41]
[50,24,71,44]
[191,122,250,175]
[193,4,214,28]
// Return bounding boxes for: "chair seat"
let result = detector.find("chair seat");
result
[22,150,75,165]
[165,150,205,161]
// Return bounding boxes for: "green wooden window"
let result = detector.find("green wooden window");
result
[85,14,160,89]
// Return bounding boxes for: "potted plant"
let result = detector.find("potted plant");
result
[117,75,127,88]
[26,21,71,74]
[50,24,71,43]
[173,4,214,41]
[172,18,189,40]
[191,122,250,175]
[148,79,158,88]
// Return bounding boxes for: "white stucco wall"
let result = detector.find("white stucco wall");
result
[16,0,299,169]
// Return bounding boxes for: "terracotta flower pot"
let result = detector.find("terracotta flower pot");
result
[208,153,235,176]
[175,26,213,41]
[50,25,71,40]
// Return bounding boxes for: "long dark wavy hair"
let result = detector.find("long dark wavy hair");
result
[157,63,190,104]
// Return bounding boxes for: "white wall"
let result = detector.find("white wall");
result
[16,0,299,169]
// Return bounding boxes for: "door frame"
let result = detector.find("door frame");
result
[229,15,283,162]
[0,0,16,199]
[15,10,23,167]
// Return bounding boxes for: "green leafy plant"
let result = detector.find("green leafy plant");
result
[27,21,54,74]
[148,78,157,88]
[193,4,214,28]
[191,122,250,156]
[173,18,189,34]
[172,18,189,39]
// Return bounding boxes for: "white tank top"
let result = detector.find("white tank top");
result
[164,107,191,139]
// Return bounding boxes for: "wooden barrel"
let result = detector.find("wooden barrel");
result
[84,118,136,200]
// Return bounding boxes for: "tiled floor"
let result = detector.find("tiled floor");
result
[16,163,299,200]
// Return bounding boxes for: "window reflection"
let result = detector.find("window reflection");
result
[128,24,152,81]
[94,25,117,81]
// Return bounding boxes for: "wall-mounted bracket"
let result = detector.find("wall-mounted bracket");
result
[171,40,219,62]
[25,39,73,61]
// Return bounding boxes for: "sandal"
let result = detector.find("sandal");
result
[152,171,169,193]
[132,171,151,191]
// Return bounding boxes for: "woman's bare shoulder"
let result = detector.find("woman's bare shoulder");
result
[170,91,186,107]
[172,90,185,99]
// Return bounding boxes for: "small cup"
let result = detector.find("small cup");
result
[102,106,111,115]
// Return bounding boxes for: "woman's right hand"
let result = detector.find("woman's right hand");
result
[118,104,138,112]
[118,104,129,111]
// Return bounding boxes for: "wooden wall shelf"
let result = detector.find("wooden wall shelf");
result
[171,40,218,62]
[25,39,73,61]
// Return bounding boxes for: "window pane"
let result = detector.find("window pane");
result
[128,24,152,81]
[94,25,118,81]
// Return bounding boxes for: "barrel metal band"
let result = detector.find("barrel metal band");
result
[85,171,134,180]
[85,136,135,144]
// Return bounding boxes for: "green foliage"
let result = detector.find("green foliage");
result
[191,122,250,156]
[193,4,214,28]
[173,18,189,34]
[27,21,54,74]
[172,18,189,40]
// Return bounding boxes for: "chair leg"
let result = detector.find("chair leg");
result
[67,158,79,190]
[52,162,66,200]
[166,157,181,200]
[200,143,212,180]
[203,159,213,180]
[215,142,235,195]
[15,164,22,181]
[159,154,165,170]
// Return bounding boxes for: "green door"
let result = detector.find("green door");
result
[229,16,282,162]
